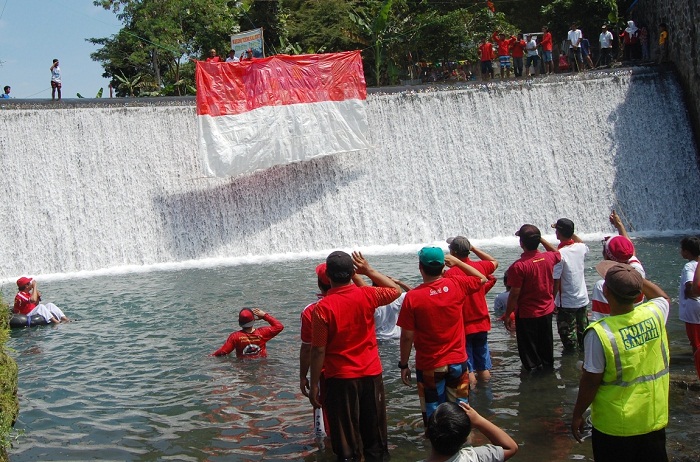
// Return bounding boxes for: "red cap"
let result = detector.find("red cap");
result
[604,235,635,262]
[17,277,32,288]
[238,309,255,327]
[315,263,331,286]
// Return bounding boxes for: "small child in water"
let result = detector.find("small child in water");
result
[425,401,518,462]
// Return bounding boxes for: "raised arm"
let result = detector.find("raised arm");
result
[444,254,487,284]
[609,210,630,239]
[352,251,400,291]
[470,246,499,270]
[461,403,518,460]
[540,236,557,252]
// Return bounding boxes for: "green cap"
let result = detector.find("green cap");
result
[418,247,445,267]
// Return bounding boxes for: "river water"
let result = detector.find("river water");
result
[6,236,700,461]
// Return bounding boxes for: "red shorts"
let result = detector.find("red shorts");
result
[51,81,61,89]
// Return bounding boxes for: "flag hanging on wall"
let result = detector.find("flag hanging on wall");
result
[195,51,370,177]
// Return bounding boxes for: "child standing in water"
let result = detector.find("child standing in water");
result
[679,236,700,380]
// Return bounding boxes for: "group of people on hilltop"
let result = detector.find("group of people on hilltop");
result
[477,19,670,81]
[207,209,700,462]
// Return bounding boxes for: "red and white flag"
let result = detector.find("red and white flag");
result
[196,51,370,177]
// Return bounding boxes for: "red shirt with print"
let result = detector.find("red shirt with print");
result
[506,250,561,318]
[397,274,482,371]
[212,313,284,357]
[312,285,399,379]
[445,258,497,335]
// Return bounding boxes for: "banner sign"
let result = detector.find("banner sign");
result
[195,51,370,177]
[230,28,264,59]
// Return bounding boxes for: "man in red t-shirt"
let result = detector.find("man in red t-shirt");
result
[505,224,562,370]
[211,307,284,357]
[492,30,516,78]
[397,247,488,426]
[478,37,495,81]
[444,237,498,385]
[309,251,400,461]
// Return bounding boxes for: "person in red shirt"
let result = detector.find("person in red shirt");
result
[397,247,488,426]
[541,26,554,74]
[211,307,283,357]
[478,37,495,81]
[444,237,498,385]
[505,224,562,371]
[510,34,527,78]
[309,251,400,461]
[492,30,516,78]
[299,262,368,438]
[205,48,221,63]
[14,277,69,324]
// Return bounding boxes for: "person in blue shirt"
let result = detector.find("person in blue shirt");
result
[581,36,595,69]
[0,86,10,98]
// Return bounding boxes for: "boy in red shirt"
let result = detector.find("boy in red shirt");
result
[211,307,283,357]
[511,34,527,77]
[478,37,495,81]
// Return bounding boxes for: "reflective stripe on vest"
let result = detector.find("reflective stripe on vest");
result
[596,305,669,386]
[588,301,669,436]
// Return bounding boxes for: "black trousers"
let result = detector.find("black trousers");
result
[592,427,667,462]
[515,313,554,370]
[324,374,388,462]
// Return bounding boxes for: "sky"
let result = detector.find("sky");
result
[0,0,123,99]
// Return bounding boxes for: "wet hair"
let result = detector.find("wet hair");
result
[426,402,471,456]
[681,236,700,258]
[420,261,444,277]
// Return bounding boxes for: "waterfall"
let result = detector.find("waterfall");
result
[1,68,698,277]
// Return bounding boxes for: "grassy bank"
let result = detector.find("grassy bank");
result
[0,296,18,462]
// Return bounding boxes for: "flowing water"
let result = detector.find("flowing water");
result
[5,237,700,461]
[2,67,700,460]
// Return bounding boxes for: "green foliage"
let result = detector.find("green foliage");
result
[90,0,240,96]
[541,0,619,46]
[0,295,19,461]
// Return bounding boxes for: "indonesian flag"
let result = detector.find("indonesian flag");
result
[196,51,370,177]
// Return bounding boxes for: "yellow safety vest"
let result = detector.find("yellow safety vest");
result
[587,300,669,436]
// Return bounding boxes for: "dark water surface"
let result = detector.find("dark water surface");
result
[6,237,700,461]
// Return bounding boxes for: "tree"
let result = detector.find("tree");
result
[89,0,239,96]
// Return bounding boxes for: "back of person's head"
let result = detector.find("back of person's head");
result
[315,262,332,293]
[516,224,541,251]
[325,251,354,284]
[599,262,643,305]
[681,236,700,258]
[426,402,471,457]
[447,236,471,259]
[418,247,445,277]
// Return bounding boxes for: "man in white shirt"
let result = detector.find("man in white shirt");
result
[599,25,614,67]
[567,23,583,72]
[542,218,589,351]
[225,50,240,63]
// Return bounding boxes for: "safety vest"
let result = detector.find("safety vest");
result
[587,300,669,436]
